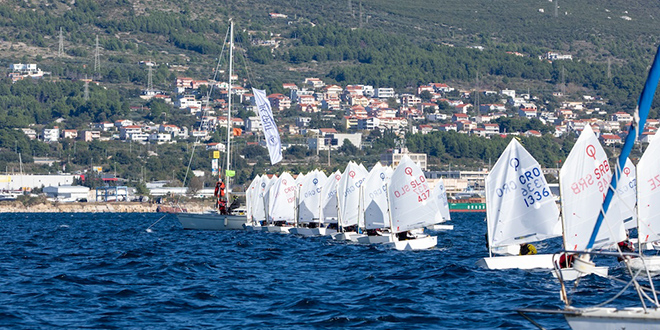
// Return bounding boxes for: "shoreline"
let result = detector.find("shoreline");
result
[0,201,214,213]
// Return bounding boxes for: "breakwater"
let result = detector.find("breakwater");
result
[0,201,213,213]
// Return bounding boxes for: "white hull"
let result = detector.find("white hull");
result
[475,254,555,270]
[565,307,660,330]
[553,267,609,281]
[491,244,521,256]
[243,224,263,231]
[357,234,393,244]
[265,225,293,233]
[331,232,366,242]
[314,227,337,236]
[290,227,316,237]
[426,224,454,231]
[627,256,660,273]
[177,212,247,230]
[385,235,437,251]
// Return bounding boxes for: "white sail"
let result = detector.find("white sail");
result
[298,170,327,223]
[363,162,391,230]
[246,175,260,220]
[321,171,341,223]
[560,125,625,251]
[268,172,296,222]
[388,155,439,233]
[432,178,451,223]
[637,136,660,244]
[486,139,561,248]
[252,88,283,164]
[611,158,637,230]
[337,162,368,227]
[252,175,272,222]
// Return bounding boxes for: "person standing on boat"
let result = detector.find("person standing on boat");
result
[519,243,537,255]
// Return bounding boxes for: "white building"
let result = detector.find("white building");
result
[43,185,90,202]
[375,88,395,99]
[43,127,60,143]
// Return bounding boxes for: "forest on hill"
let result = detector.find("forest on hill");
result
[0,0,658,184]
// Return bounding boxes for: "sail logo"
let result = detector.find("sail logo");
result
[586,145,597,160]
[313,178,318,185]
[404,167,413,176]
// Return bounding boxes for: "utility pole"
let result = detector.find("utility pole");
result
[83,75,90,101]
[94,35,100,79]
[359,0,363,28]
[147,62,153,94]
[607,58,612,79]
[554,0,558,18]
[58,27,64,57]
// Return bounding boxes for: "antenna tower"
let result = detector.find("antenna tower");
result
[607,58,612,79]
[554,0,558,17]
[58,27,64,57]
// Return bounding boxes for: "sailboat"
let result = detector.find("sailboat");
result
[427,178,453,231]
[245,175,269,231]
[176,20,248,231]
[557,124,625,279]
[627,136,660,272]
[319,170,341,236]
[476,139,562,269]
[356,162,394,244]
[264,172,296,233]
[332,162,368,241]
[383,155,439,251]
[290,170,327,237]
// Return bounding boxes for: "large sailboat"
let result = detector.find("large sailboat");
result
[176,20,248,231]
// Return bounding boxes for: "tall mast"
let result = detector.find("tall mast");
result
[226,20,234,201]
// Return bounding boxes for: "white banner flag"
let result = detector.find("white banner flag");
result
[252,88,283,164]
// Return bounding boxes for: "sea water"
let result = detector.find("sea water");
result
[0,212,645,329]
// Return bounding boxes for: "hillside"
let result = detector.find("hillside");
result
[0,0,659,185]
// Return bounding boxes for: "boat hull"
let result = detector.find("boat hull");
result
[565,307,660,330]
[553,267,609,281]
[385,235,437,251]
[290,227,316,237]
[476,254,555,270]
[177,213,247,230]
[357,234,393,244]
[331,232,366,242]
[426,224,454,231]
[627,256,660,273]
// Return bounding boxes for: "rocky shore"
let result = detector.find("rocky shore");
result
[0,200,214,213]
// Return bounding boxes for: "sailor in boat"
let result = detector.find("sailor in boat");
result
[214,180,228,215]
[519,243,537,255]
[396,231,416,241]
[616,233,635,262]
[557,253,575,269]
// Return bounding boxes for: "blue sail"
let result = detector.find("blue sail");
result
[586,45,660,250]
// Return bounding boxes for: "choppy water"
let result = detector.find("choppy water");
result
[0,212,647,329]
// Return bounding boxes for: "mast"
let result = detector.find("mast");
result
[226,19,234,204]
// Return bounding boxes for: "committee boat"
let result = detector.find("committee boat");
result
[176,20,248,231]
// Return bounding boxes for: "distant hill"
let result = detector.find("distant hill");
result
[0,0,658,104]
